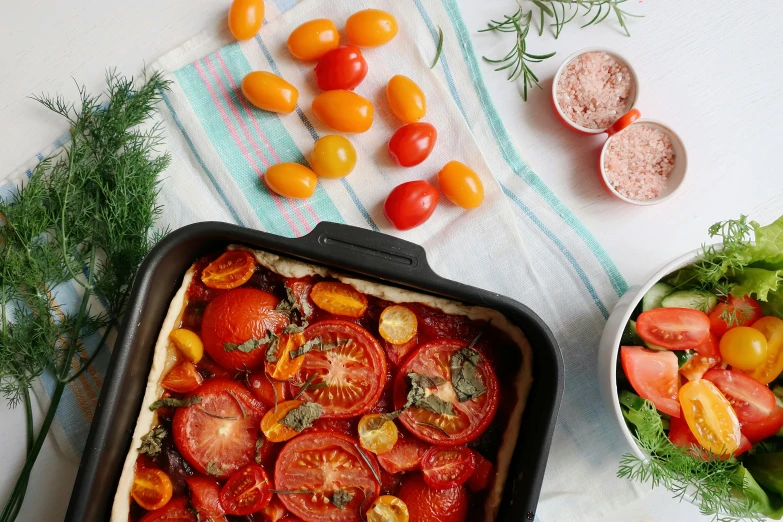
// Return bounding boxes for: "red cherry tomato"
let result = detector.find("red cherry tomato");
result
[376,431,430,473]
[421,446,476,489]
[185,476,227,522]
[636,308,711,350]
[161,361,203,394]
[620,346,680,417]
[384,181,439,231]
[709,295,763,337]
[466,451,494,492]
[742,405,783,443]
[703,369,776,423]
[388,123,437,167]
[694,333,720,357]
[315,46,368,91]
[220,464,272,515]
[172,379,267,478]
[670,413,752,458]
[139,497,197,522]
[396,474,468,522]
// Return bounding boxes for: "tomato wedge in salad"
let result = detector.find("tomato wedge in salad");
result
[679,379,741,455]
[748,316,783,384]
[742,405,783,443]
[708,295,763,337]
[636,308,711,350]
[703,369,776,423]
[620,346,680,417]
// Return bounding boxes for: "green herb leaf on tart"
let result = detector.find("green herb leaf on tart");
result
[283,319,309,335]
[321,338,353,352]
[149,396,202,411]
[450,347,487,402]
[265,331,281,363]
[404,373,454,415]
[366,409,404,431]
[280,402,323,432]
[353,444,382,486]
[255,436,264,464]
[276,287,301,316]
[292,374,318,400]
[290,336,322,360]
[138,426,167,457]
[270,489,314,495]
[205,461,224,477]
[225,330,278,355]
[329,489,354,510]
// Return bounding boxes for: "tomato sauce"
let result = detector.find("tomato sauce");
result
[132,253,524,522]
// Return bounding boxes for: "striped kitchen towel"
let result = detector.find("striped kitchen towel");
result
[0,0,647,520]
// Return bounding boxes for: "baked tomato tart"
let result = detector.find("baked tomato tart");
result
[112,246,533,522]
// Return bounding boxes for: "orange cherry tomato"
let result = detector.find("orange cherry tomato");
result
[379,305,418,344]
[264,163,318,199]
[264,333,306,381]
[161,361,203,394]
[679,379,741,455]
[437,161,485,209]
[132,468,174,511]
[312,90,374,133]
[241,71,298,114]
[346,9,398,48]
[287,18,340,61]
[386,75,426,124]
[311,135,357,179]
[359,414,399,454]
[748,316,783,384]
[228,0,265,41]
[168,328,204,363]
[202,250,257,290]
[310,281,368,317]
[261,400,305,442]
[366,495,409,522]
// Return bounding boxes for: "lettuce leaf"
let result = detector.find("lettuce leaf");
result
[761,291,783,320]
[730,267,783,301]
[735,465,783,520]
[749,216,783,268]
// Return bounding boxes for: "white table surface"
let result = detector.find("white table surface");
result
[0,0,780,520]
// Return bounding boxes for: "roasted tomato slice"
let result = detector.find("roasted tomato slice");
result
[310,282,368,317]
[275,432,381,522]
[393,339,499,445]
[139,497,197,522]
[220,464,272,515]
[292,320,387,418]
[201,288,290,371]
[132,468,174,511]
[376,431,429,474]
[201,250,257,290]
[162,361,203,394]
[703,369,776,423]
[636,308,711,350]
[185,476,227,522]
[396,474,468,522]
[421,446,476,489]
[620,346,680,417]
[173,378,267,478]
[265,333,307,381]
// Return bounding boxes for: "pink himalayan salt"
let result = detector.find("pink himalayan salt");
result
[604,126,675,201]
[556,52,632,129]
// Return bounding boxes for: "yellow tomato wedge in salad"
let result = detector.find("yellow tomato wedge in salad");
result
[679,379,741,455]
[748,316,783,384]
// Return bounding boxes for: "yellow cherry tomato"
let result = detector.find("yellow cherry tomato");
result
[265,163,318,199]
[720,326,768,370]
[346,9,398,48]
[378,305,417,344]
[241,71,299,114]
[437,161,485,209]
[311,135,357,179]
[312,90,374,133]
[287,19,340,61]
[132,468,173,511]
[261,400,304,442]
[679,379,741,455]
[386,75,426,124]
[228,0,265,41]
[366,495,409,522]
[747,316,783,383]
[358,414,399,454]
[168,328,204,363]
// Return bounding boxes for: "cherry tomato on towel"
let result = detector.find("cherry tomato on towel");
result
[346,9,398,47]
[315,46,368,91]
[388,123,437,167]
[311,135,357,179]
[384,181,439,231]
[387,75,426,124]
[264,163,318,199]
[228,0,265,40]
[437,161,484,209]
[241,72,298,114]
[287,18,340,61]
[312,90,374,133]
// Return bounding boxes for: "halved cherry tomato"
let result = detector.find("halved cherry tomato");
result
[704,369,775,423]
[670,413,751,458]
[202,251,257,290]
[437,161,484,210]
[376,432,429,473]
[261,400,305,443]
[720,326,768,370]
[310,282,368,317]
[620,346,680,417]
[220,464,272,515]
[694,333,720,357]
[173,379,267,477]
[387,75,426,124]
[293,320,387,417]
[162,362,203,394]
[346,9,398,48]
[169,328,204,363]
[394,339,499,445]
[275,432,381,522]
[248,372,289,407]
[636,308,711,350]
[312,90,374,133]
[366,495,409,522]
[228,0,264,40]
[265,163,318,199]
[260,497,288,522]
[388,123,437,167]
[185,476,227,522]
[421,446,476,490]
[315,46,368,91]
[201,288,289,371]
[139,497,196,522]
[709,295,764,337]
[384,181,440,231]
[742,405,783,443]
[379,305,418,344]
[679,379,741,455]
[132,468,173,511]
[311,135,357,179]
[678,354,720,382]
[265,333,306,381]
[287,19,340,61]
[396,474,468,522]
[748,316,783,383]
[466,451,493,492]
[241,72,299,114]
[359,414,399,454]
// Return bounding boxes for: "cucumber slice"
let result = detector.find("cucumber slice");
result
[642,282,674,311]
[661,290,718,313]
[621,320,645,346]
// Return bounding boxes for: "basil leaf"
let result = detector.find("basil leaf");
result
[404,373,454,415]
[450,347,487,402]
[205,461,224,477]
[290,336,321,360]
[321,338,352,352]
[329,490,354,510]
[138,426,166,457]
[265,331,281,363]
[283,319,308,335]
[365,410,403,431]
[280,402,323,432]
[225,330,277,354]
[149,396,202,411]
[276,287,301,316]
[255,437,264,464]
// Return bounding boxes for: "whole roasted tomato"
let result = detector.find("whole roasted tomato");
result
[315,46,368,91]
[396,474,468,522]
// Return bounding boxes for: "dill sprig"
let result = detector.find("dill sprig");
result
[0,70,170,521]
[481,0,642,100]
